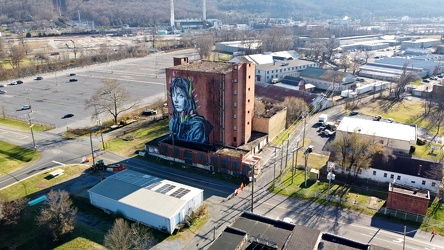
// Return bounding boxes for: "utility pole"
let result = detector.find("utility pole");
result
[285,135,289,173]
[89,129,96,167]
[403,226,406,250]
[302,112,307,147]
[250,162,255,213]
[304,146,313,188]
[291,141,300,184]
[27,113,36,150]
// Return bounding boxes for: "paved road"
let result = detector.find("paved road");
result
[1,51,443,249]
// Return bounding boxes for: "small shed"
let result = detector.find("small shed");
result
[88,169,203,234]
[310,169,320,180]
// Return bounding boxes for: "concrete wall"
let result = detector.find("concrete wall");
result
[252,108,287,141]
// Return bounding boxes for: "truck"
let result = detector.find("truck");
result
[318,114,328,125]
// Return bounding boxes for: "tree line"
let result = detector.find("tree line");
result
[0,0,443,28]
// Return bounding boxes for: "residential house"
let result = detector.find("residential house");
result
[299,67,357,92]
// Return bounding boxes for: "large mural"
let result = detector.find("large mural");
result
[169,75,213,144]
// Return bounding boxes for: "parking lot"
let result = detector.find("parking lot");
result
[0,49,199,132]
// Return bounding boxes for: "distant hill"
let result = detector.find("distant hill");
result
[0,0,442,27]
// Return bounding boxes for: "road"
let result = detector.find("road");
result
[1,50,443,249]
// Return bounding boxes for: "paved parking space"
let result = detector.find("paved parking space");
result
[0,49,199,131]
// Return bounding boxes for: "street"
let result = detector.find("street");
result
[0,50,443,249]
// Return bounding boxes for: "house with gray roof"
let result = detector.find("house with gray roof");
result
[299,67,357,91]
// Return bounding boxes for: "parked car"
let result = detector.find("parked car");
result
[322,129,336,136]
[69,79,78,82]
[20,105,31,110]
[423,79,430,83]
[349,110,359,116]
[62,113,74,119]
[69,73,76,76]
[0,84,5,87]
[8,81,17,85]
[35,76,43,80]
[142,109,157,116]
[16,80,23,84]
[0,90,6,94]
[387,118,394,123]
[373,115,382,121]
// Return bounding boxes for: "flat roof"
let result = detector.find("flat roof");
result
[337,117,416,142]
[256,59,317,71]
[88,169,203,219]
[168,61,237,74]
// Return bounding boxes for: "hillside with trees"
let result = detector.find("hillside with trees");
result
[0,0,442,28]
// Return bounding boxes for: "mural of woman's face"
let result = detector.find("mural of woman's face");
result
[172,87,187,112]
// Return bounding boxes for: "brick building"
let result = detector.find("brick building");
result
[146,58,263,178]
[387,182,430,216]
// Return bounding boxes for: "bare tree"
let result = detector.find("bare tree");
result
[36,190,77,241]
[260,27,293,52]
[0,195,28,225]
[329,131,387,178]
[394,62,420,100]
[337,51,352,72]
[425,88,444,141]
[84,79,137,124]
[9,45,26,69]
[104,218,155,250]
[254,98,266,117]
[362,50,375,64]
[281,96,309,127]
[325,38,340,61]
[194,32,215,60]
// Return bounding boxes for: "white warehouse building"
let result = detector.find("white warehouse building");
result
[88,169,204,234]
[336,117,417,154]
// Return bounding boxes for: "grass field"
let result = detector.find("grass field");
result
[0,117,54,131]
[0,163,209,249]
[105,119,169,156]
[0,140,41,178]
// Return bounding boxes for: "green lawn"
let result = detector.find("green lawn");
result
[106,119,169,156]
[0,117,54,131]
[0,164,90,200]
[0,141,41,178]
[357,99,439,133]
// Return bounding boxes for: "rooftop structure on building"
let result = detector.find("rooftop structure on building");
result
[209,212,390,250]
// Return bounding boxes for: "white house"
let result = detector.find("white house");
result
[328,156,443,194]
[336,117,417,154]
[88,169,204,234]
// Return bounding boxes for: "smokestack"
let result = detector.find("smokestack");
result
[170,0,175,27]
[203,0,206,21]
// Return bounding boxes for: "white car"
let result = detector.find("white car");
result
[0,90,6,94]
[8,81,17,85]
[20,105,31,110]
[322,129,336,136]
[387,118,394,123]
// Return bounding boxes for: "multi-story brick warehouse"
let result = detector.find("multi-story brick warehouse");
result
[146,58,263,178]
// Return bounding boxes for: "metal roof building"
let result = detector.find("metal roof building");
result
[337,117,417,154]
[88,169,204,234]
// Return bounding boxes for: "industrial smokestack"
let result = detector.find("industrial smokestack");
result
[203,0,206,21]
[170,0,175,27]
